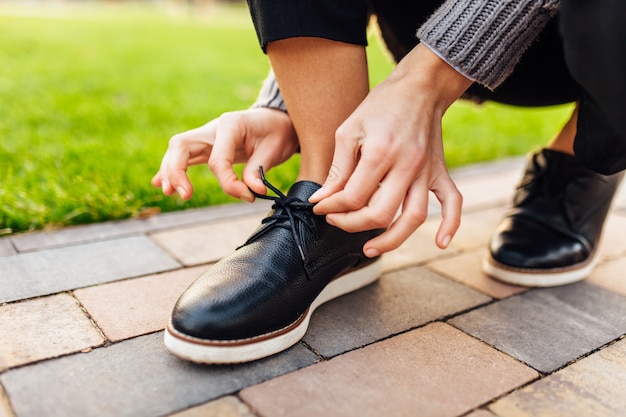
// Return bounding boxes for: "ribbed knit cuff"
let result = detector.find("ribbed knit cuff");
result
[417,0,560,89]
[251,71,288,113]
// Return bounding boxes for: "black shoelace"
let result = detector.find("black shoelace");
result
[240,167,316,280]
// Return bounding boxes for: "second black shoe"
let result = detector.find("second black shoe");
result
[165,169,384,364]
[484,149,623,287]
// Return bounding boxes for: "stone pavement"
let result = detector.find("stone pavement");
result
[2,157,626,417]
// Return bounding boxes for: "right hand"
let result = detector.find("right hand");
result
[151,107,298,202]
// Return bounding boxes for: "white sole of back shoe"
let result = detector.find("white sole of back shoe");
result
[482,255,597,287]
[164,258,381,364]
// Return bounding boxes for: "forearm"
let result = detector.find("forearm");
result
[417,0,561,89]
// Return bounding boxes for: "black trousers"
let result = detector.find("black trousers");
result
[247,0,626,174]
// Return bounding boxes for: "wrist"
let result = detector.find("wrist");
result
[388,43,472,112]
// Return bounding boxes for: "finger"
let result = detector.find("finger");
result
[361,179,430,257]
[430,171,463,249]
[309,125,362,204]
[209,118,255,202]
[163,140,195,200]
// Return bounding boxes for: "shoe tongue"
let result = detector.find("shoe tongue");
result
[286,180,322,201]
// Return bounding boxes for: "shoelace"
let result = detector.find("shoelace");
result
[240,167,316,280]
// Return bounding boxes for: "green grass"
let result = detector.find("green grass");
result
[0,3,573,234]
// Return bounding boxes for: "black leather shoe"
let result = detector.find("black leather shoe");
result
[164,168,384,364]
[483,149,623,287]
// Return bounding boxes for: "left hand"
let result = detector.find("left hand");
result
[309,44,472,257]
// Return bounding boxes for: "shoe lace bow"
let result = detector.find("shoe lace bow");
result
[240,167,316,280]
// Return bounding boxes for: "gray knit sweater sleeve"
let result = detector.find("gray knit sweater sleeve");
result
[251,70,287,112]
[417,0,560,89]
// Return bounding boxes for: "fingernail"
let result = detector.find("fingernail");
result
[441,235,451,248]
[364,248,381,258]
[162,180,170,192]
[176,186,186,198]
[241,189,255,203]
[309,188,324,202]
[325,216,335,226]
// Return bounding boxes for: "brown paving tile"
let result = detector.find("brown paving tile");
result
[0,294,104,371]
[150,216,261,266]
[241,323,538,417]
[426,249,527,299]
[598,213,626,261]
[588,257,626,297]
[168,396,255,417]
[418,206,507,252]
[381,226,455,272]
[74,266,206,342]
[490,338,626,417]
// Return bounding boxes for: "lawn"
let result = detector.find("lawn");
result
[0,2,574,235]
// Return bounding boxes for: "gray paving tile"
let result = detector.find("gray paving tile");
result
[490,338,626,417]
[0,236,180,303]
[302,266,491,358]
[10,202,270,252]
[0,239,16,258]
[0,332,318,417]
[449,282,626,373]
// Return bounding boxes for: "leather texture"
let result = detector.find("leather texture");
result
[171,180,384,341]
[489,149,623,270]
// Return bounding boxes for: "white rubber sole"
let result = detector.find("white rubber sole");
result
[164,259,381,364]
[482,255,596,287]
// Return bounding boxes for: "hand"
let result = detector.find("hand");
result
[309,44,472,256]
[152,107,298,201]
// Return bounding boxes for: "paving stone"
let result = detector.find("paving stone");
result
[10,202,270,253]
[490,338,626,417]
[0,239,16,258]
[588,257,626,297]
[74,266,206,342]
[381,226,456,272]
[240,323,538,417]
[168,396,255,417]
[302,266,491,358]
[150,216,261,266]
[0,294,104,371]
[419,207,508,252]
[0,332,318,417]
[451,157,522,211]
[0,236,180,304]
[449,282,626,373]
[426,249,527,299]
[598,213,626,261]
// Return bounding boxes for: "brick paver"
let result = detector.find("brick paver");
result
[0,293,104,371]
[0,333,317,417]
[168,396,255,417]
[240,323,538,417]
[302,266,490,358]
[426,248,527,299]
[150,216,261,266]
[0,236,180,303]
[74,266,206,342]
[2,158,626,417]
[490,338,626,417]
[450,282,626,373]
